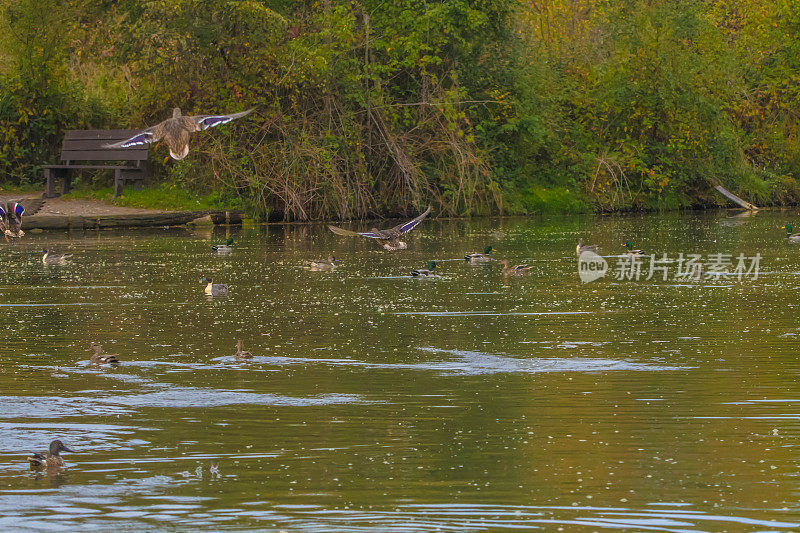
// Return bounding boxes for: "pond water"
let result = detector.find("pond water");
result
[1,209,799,531]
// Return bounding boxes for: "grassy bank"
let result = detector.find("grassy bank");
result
[61,183,243,213]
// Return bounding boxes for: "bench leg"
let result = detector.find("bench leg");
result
[62,170,72,195]
[44,169,57,198]
[114,169,124,197]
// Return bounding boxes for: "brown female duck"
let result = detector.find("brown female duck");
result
[103,107,254,160]
[28,440,74,469]
[235,340,253,361]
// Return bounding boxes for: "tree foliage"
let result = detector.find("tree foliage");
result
[1,0,799,217]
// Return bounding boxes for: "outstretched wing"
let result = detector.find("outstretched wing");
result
[390,205,432,235]
[13,196,46,217]
[327,225,383,239]
[102,126,162,149]
[190,108,255,131]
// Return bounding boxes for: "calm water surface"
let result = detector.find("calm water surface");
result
[1,210,799,531]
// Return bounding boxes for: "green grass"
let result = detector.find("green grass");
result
[0,182,47,195]
[63,183,241,211]
[504,185,593,215]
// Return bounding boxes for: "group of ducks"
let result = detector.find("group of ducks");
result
[29,215,785,469]
[9,104,655,470]
[23,182,797,470]
[403,250,538,277]
[29,337,254,469]
[577,238,644,257]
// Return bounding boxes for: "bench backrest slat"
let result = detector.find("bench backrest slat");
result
[61,129,149,162]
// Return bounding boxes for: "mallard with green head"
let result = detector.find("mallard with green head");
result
[28,440,74,470]
[622,241,645,256]
[465,245,494,263]
[411,261,438,277]
[304,255,337,270]
[212,238,236,252]
[576,238,599,256]
[785,224,800,242]
[235,340,253,361]
[498,259,534,276]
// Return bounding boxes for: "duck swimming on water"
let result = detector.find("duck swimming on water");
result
[785,224,800,243]
[234,340,253,361]
[622,241,645,256]
[212,238,236,253]
[465,245,494,263]
[42,250,73,265]
[411,261,438,277]
[89,342,120,364]
[28,440,74,469]
[576,238,599,256]
[498,259,534,276]
[203,276,229,296]
[304,255,337,270]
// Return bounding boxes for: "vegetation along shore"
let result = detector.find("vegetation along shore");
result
[1,0,799,220]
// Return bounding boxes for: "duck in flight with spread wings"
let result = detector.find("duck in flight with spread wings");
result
[103,107,255,160]
[0,196,46,240]
[328,206,432,251]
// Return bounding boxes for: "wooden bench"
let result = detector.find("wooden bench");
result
[44,130,149,198]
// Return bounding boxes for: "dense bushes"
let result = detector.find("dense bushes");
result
[1,0,799,218]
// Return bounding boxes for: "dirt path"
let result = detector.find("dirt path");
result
[0,192,171,216]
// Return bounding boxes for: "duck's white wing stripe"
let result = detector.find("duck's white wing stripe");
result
[194,108,255,131]
[103,130,159,148]
[398,205,432,234]
[328,225,382,239]
[196,115,235,130]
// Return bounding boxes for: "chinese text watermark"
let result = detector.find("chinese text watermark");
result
[578,252,760,283]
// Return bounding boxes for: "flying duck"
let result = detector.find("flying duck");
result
[103,107,255,160]
[0,196,46,240]
[328,206,432,251]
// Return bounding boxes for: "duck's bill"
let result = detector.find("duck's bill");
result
[62,447,75,453]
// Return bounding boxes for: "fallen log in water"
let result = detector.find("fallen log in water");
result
[24,210,243,230]
[713,185,758,210]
